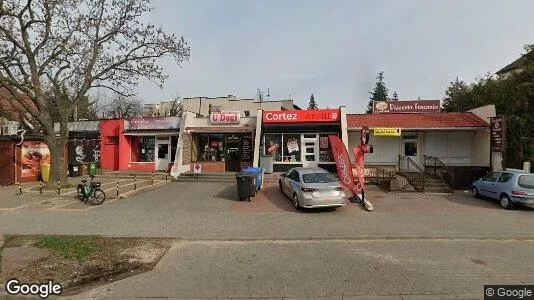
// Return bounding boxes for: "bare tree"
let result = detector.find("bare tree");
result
[0,0,190,185]
[143,91,182,117]
[104,93,143,119]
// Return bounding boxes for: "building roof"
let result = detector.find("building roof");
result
[496,50,534,75]
[347,112,488,129]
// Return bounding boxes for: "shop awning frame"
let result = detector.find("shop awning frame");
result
[185,126,255,133]
[123,130,179,136]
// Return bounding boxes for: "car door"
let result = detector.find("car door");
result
[286,170,301,195]
[283,170,295,194]
[479,172,501,199]
[495,172,514,197]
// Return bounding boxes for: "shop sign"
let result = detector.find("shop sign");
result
[373,100,440,114]
[490,115,506,152]
[210,111,240,124]
[263,109,340,123]
[21,142,50,178]
[374,128,401,136]
[127,117,180,130]
[69,139,100,163]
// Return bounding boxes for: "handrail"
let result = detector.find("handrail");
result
[423,155,455,190]
[397,155,426,192]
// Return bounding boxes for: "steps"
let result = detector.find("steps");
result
[397,172,452,193]
[174,172,236,183]
[424,177,452,193]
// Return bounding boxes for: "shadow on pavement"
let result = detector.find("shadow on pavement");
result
[215,185,239,201]
[261,185,346,214]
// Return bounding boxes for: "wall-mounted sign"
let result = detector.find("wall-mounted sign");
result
[193,163,202,174]
[263,109,340,123]
[127,117,180,130]
[373,100,441,114]
[374,128,401,136]
[69,139,101,163]
[490,115,506,152]
[210,111,240,124]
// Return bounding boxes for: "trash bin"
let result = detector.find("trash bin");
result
[260,155,273,174]
[80,164,88,176]
[68,163,79,177]
[242,167,265,191]
[41,164,50,182]
[236,173,255,201]
[89,162,97,176]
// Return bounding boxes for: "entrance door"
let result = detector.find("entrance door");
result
[155,138,171,171]
[402,139,420,169]
[225,135,241,172]
[302,136,319,168]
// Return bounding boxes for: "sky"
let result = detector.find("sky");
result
[134,0,534,113]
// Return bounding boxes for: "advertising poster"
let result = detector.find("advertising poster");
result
[286,138,300,153]
[21,142,50,178]
[320,136,329,148]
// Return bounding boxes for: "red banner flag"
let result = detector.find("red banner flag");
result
[328,135,357,196]
[352,146,366,194]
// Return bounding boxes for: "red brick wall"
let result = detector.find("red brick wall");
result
[189,162,225,172]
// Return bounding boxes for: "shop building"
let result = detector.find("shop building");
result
[54,121,100,176]
[347,103,495,189]
[175,111,256,173]
[100,117,181,172]
[255,107,348,173]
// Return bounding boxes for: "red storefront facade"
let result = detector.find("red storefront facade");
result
[100,117,180,172]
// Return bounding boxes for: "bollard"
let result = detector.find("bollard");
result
[151,171,154,185]
[17,182,22,195]
[116,181,119,198]
[165,174,168,181]
[39,181,42,195]
[57,180,61,195]
[134,175,137,190]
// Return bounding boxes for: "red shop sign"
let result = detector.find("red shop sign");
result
[210,111,241,124]
[262,109,340,123]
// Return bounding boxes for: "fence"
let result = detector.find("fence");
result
[14,171,170,199]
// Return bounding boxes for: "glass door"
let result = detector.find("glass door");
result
[302,134,319,168]
[155,137,171,171]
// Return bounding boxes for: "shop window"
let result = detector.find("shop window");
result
[131,136,155,162]
[264,134,283,162]
[319,133,336,162]
[196,134,225,162]
[303,134,316,139]
[244,110,250,117]
[283,134,301,162]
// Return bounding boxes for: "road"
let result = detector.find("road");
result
[1,181,533,299]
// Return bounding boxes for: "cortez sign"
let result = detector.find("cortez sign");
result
[263,109,340,123]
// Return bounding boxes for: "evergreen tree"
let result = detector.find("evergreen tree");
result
[308,93,318,110]
[365,71,389,113]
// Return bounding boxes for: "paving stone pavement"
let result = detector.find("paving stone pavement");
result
[70,239,533,299]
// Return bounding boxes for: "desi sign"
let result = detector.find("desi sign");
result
[490,115,506,152]
[210,111,240,124]
[374,128,401,136]
[373,100,441,114]
[262,109,340,123]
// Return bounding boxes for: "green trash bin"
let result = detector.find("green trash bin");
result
[89,162,97,176]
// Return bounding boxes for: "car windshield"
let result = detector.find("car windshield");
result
[302,172,337,183]
[518,175,534,189]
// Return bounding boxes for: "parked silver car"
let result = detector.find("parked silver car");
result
[471,169,534,209]
[279,167,347,209]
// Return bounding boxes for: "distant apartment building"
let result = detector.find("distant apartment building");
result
[144,95,297,117]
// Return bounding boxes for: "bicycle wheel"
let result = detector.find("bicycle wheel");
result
[76,186,85,201]
[89,189,106,205]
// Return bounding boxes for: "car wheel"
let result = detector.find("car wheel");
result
[500,194,513,210]
[293,193,301,210]
[472,187,480,198]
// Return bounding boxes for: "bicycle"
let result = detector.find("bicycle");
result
[77,175,106,205]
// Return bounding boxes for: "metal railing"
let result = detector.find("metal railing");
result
[397,155,426,192]
[423,155,455,190]
[369,168,417,192]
